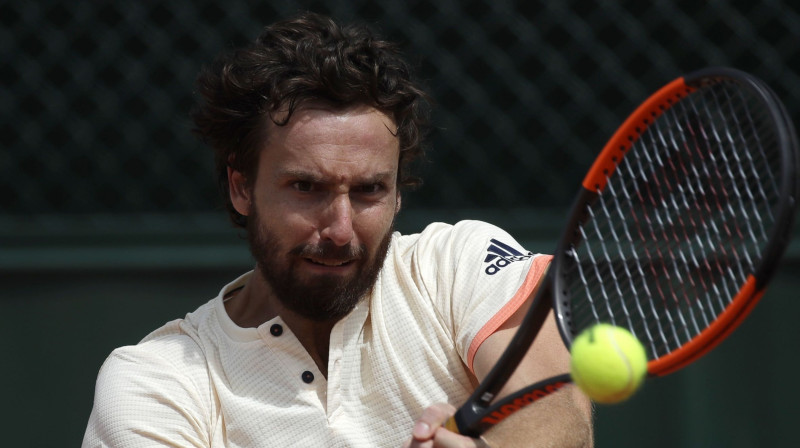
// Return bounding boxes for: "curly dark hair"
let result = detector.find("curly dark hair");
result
[191,12,431,227]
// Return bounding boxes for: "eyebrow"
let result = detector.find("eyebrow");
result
[277,168,322,182]
[277,168,396,184]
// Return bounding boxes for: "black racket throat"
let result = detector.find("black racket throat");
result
[470,275,556,407]
[453,274,557,436]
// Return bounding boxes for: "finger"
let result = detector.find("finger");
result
[412,403,457,440]
[432,426,489,448]
[404,439,434,448]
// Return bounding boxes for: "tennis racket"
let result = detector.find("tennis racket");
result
[446,67,799,437]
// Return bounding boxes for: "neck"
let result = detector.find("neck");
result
[279,311,336,377]
[224,270,338,377]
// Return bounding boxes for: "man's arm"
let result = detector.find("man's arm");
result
[406,279,593,448]
[473,308,593,447]
[404,309,593,448]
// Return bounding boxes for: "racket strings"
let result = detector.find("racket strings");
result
[565,80,782,360]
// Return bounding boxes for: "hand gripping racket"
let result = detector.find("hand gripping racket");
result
[446,67,799,437]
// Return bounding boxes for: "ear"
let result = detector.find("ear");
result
[395,192,402,215]
[228,166,251,217]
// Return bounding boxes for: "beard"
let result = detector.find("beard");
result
[246,206,394,322]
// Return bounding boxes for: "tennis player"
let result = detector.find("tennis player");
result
[82,12,592,447]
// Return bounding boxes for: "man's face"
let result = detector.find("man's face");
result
[232,105,401,321]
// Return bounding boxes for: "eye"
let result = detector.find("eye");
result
[292,181,314,192]
[355,183,384,194]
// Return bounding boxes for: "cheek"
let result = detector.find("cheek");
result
[271,214,313,242]
[261,193,316,228]
[253,200,312,245]
[354,205,396,245]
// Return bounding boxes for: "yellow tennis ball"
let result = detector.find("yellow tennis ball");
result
[570,323,647,404]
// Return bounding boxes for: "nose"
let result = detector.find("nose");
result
[319,194,355,246]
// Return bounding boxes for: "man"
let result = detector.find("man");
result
[83,12,593,447]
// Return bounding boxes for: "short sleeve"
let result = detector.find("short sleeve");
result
[82,334,213,448]
[410,220,551,372]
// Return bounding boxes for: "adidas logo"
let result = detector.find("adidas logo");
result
[483,239,534,275]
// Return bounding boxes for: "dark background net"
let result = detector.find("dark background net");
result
[4,1,798,217]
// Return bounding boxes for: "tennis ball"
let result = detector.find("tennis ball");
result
[570,323,647,404]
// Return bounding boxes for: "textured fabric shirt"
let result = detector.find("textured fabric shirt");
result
[83,220,551,447]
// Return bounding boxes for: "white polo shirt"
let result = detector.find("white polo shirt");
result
[83,220,551,447]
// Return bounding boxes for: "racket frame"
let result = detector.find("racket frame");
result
[448,67,798,437]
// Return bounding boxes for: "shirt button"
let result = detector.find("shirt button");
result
[270,324,283,336]
[301,371,314,384]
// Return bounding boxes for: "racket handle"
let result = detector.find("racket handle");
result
[444,416,460,433]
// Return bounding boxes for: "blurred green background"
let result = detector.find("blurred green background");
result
[2,1,799,446]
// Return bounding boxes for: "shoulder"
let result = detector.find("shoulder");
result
[97,318,211,398]
[92,283,235,399]
[393,220,510,249]
[85,319,215,446]
[84,276,251,446]
[392,220,524,264]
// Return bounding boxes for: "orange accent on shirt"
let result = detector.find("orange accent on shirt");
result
[467,255,553,373]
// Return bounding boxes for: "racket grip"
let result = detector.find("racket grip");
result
[444,416,460,434]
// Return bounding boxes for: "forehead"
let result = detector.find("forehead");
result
[274,104,396,141]
[259,105,400,174]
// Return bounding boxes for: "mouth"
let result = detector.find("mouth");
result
[305,257,355,267]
